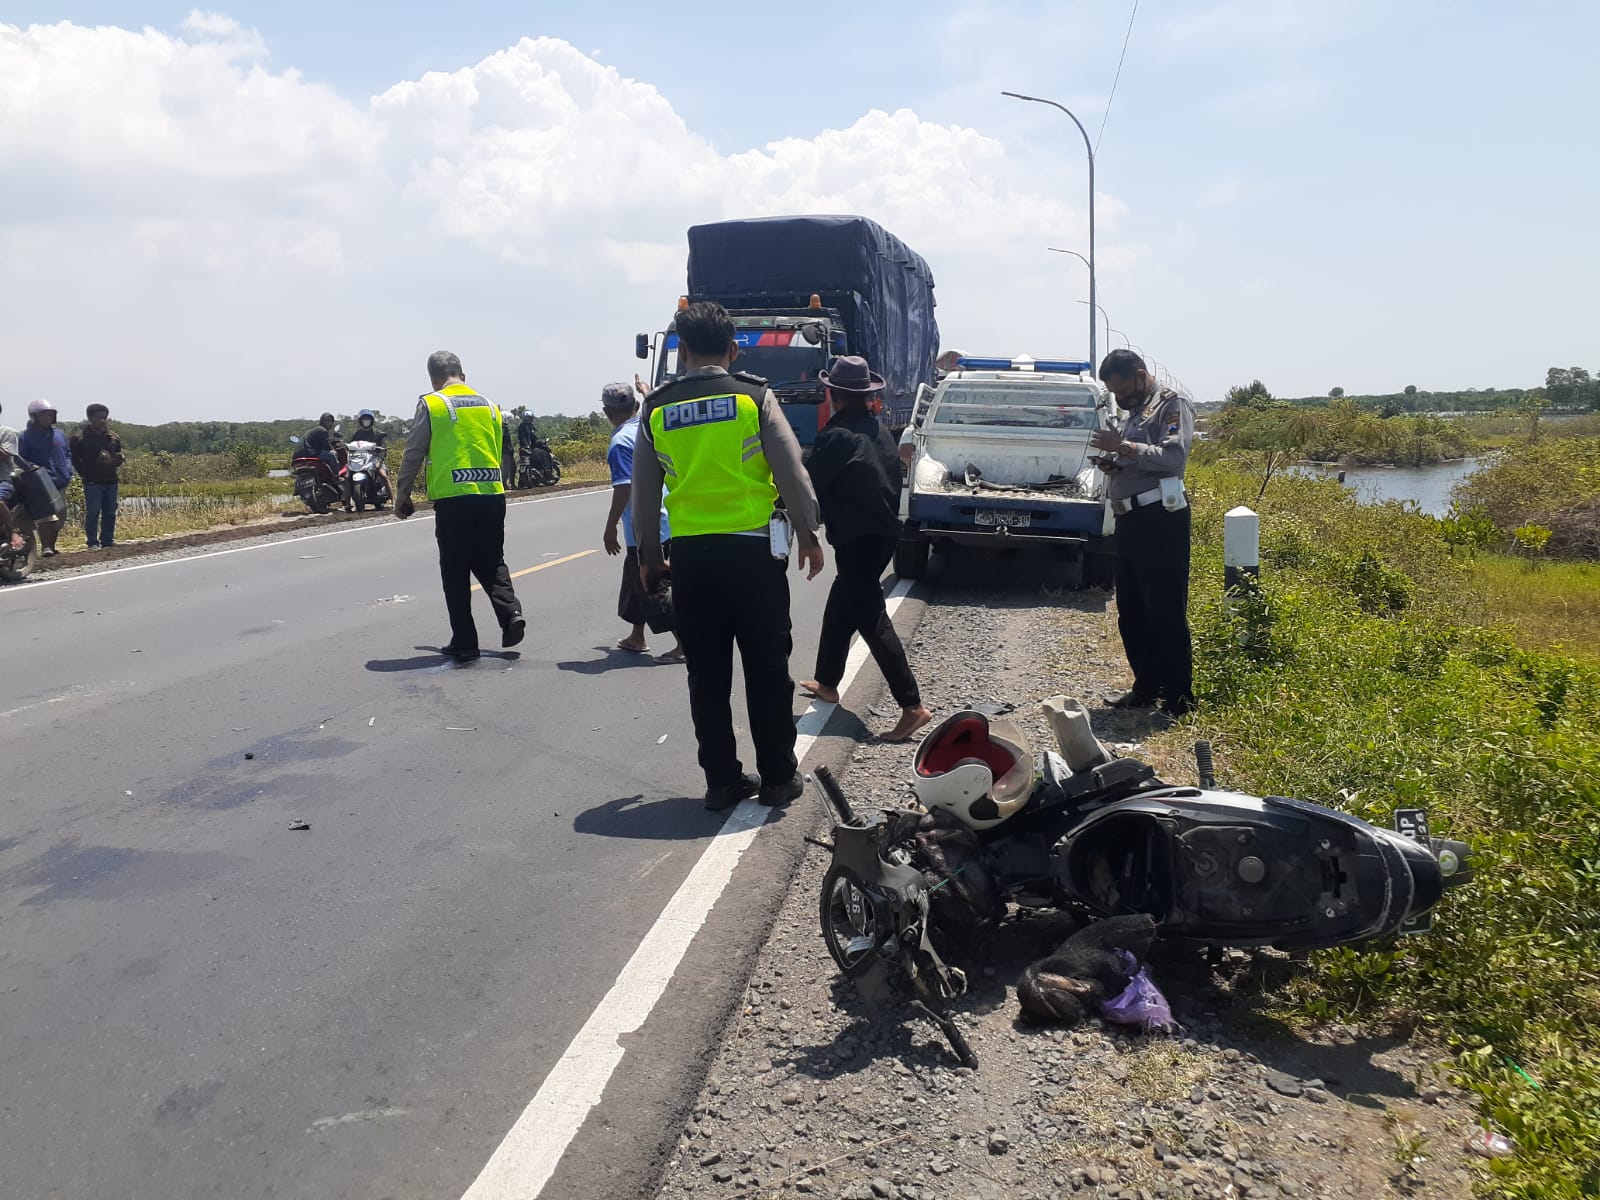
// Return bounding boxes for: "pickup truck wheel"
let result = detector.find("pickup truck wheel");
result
[894,538,929,580]
[1085,547,1117,590]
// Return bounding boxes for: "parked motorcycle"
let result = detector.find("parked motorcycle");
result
[815,700,1472,1065]
[345,439,391,511]
[287,436,349,514]
[516,441,562,489]
[0,462,62,583]
[0,497,39,583]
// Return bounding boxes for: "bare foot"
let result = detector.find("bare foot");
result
[882,705,934,743]
[799,680,840,704]
[615,637,649,654]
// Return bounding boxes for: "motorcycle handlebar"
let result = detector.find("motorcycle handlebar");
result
[814,766,857,826]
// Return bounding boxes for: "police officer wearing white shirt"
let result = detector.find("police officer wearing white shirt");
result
[1089,349,1197,717]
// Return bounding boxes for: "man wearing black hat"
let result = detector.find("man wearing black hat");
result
[800,355,932,742]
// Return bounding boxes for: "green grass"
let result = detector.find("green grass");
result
[1160,464,1600,1198]
[1466,556,1600,662]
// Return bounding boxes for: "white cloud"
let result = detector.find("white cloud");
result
[0,21,1135,421]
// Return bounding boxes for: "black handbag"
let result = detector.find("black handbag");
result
[642,568,674,635]
[16,464,66,521]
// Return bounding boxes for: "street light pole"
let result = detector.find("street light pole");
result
[1074,300,1117,356]
[1008,91,1097,370]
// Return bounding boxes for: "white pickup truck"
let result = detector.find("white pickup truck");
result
[895,357,1117,588]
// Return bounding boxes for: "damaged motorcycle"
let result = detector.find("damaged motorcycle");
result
[815,697,1473,1065]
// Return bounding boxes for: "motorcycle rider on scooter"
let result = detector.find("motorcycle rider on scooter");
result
[346,409,392,508]
[303,412,353,512]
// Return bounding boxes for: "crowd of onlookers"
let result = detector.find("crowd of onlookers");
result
[0,400,125,554]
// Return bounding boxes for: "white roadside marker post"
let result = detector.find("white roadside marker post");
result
[1224,506,1260,597]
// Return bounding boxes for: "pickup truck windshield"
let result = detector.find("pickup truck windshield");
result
[931,382,1100,430]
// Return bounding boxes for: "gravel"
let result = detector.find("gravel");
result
[652,559,1484,1200]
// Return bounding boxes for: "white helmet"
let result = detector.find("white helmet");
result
[911,711,1034,831]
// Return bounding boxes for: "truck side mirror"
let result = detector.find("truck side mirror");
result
[635,333,649,360]
[800,322,824,345]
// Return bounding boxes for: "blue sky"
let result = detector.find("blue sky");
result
[1,2,1596,421]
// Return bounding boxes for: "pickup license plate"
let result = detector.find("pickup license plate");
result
[974,510,1031,528]
[1393,808,1433,935]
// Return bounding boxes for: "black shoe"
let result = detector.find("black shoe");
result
[440,642,481,661]
[759,775,805,808]
[1105,690,1158,709]
[502,615,526,648]
[705,773,760,812]
[1160,695,1196,718]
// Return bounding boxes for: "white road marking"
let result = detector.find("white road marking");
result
[0,488,609,597]
[460,579,916,1200]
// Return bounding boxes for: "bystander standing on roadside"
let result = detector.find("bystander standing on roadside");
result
[69,404,124,550]
[1089,349,1197,718]
[632,301,824,811]
[18,400,72,557]
[800,356,932,742]
[600,382,682,661]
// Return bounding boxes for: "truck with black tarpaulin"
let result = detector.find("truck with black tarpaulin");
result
[635,215,940,452]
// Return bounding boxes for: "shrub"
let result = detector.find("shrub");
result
[1179,462,1600,1196]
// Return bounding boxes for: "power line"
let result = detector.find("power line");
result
[1095,0,1139,153]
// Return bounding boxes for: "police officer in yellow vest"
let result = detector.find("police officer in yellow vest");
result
[394,351,526,661]
[632,302,824,811]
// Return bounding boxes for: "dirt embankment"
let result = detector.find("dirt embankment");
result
[653,570,1483,1200]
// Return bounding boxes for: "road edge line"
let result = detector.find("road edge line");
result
[459,579,915,1200]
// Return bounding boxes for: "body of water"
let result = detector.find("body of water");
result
[1293,458,1483,517]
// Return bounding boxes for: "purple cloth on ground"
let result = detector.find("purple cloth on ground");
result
[1096,950,1175,1030]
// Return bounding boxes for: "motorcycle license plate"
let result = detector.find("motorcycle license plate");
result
[1393,808,1433,935]
[975,510,1031,528]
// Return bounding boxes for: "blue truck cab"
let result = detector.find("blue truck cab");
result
[636,216,939,456]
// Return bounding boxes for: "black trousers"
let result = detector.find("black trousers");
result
[670,535,797,791]
[433,494,520,651]
[1113,502,1194,704]
[814,534,920,708]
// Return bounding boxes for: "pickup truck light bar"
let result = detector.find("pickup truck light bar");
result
[955,355,1093,374]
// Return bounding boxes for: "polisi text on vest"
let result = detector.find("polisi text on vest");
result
[661,395,738,431]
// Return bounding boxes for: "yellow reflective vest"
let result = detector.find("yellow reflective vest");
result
[423,385,504,499]
[648,373,776,537]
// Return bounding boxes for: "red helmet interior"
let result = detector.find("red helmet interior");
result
[916,716,1017,779]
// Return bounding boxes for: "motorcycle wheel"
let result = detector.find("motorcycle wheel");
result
[0,526,37,583]
[819,864,891,978]
[309,488,330,515]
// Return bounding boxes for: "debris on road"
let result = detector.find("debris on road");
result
[288,820,310,831]
[368,717,375,727]
[445,726,476,732]
[657,734,669,745]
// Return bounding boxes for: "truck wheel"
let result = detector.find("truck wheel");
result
[894,539,929,580]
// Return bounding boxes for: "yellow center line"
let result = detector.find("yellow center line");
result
[471,548,599,592]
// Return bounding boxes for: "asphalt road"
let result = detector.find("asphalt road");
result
[0,489,861,1200]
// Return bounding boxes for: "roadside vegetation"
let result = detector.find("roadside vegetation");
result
[1209,368,1599,473]
[1170,462,1600,1197]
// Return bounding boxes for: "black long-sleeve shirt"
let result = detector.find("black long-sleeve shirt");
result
[805,406,902,545]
